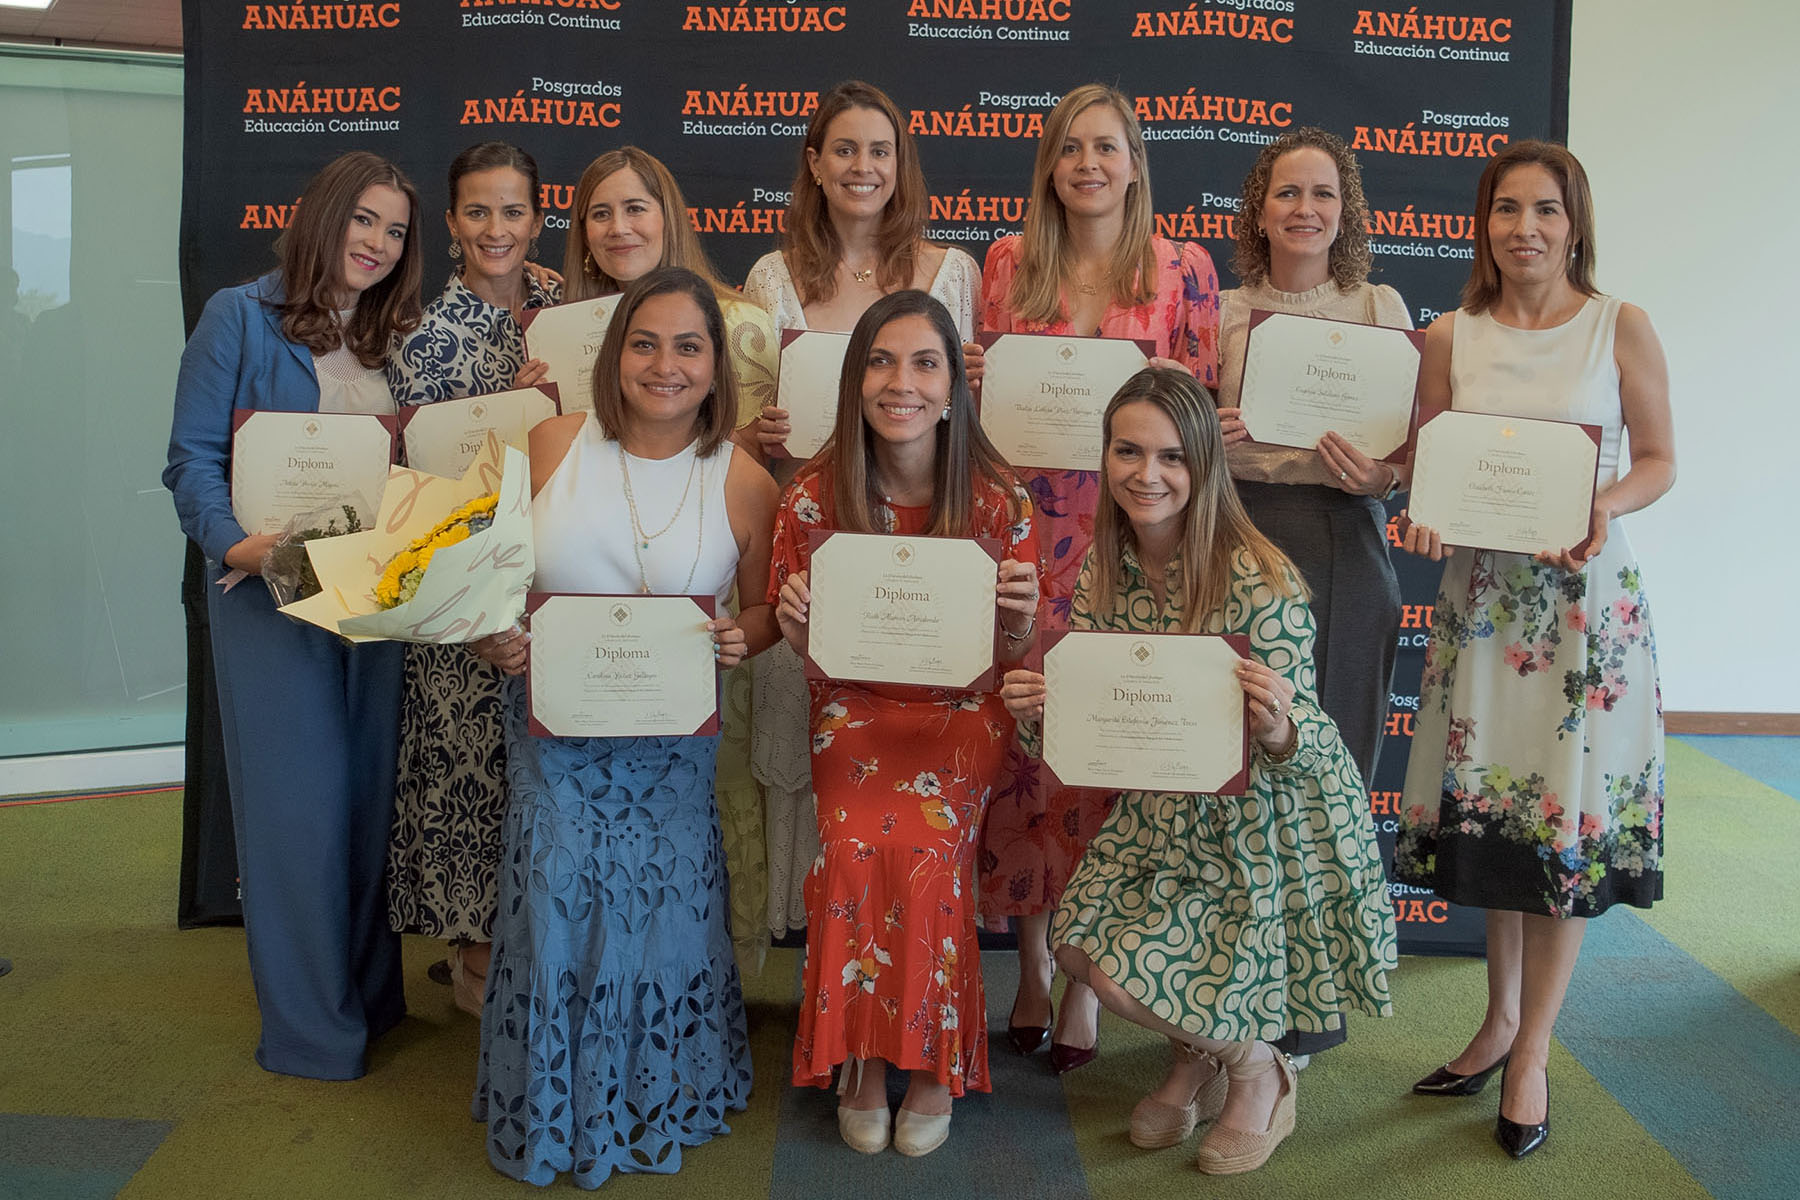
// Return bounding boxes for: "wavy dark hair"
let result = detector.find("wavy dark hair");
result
[272,150,422,368]
[780,80,930,307]
[821,290,1017,536]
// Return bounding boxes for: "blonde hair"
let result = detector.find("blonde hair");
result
[1006,84,1159,324]
[1090,368,1304,628]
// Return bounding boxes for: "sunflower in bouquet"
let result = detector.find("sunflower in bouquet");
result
[373,492,500,609]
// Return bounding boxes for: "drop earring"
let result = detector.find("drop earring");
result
[448,239,462,261]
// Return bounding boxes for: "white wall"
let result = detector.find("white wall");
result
[1568,1,1799,712]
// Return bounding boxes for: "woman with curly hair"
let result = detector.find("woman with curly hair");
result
[1218,126,1412,815]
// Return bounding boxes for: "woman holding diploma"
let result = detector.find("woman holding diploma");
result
[978,83,1221,1073]
[770,290,1041,1157]
[562,145,776,963]
[747,78,983,946]
[163,150,424,1079]
[1001,367,1395,1174]
[386,141,558,1017]
[1395,141,1673,1159]
[1219,128,1410,802]
[470,267,779,1187]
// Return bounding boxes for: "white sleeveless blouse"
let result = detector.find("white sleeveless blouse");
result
[1449,295,1625,487]
[531,413,740,603]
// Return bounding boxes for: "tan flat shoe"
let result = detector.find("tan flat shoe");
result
[1195,1044,1297,1175]
[448,945,487,1018]
[893,1106,951,1157]
[1129,1041,1228,1149]
[836,1058,891,1154]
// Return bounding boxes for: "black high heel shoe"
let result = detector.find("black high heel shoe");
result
[1006,996,1051,1055]
[1412,1052,1510,1096]
[1494,1065,1549,1159]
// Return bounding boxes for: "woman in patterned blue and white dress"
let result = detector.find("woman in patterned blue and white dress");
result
[385,141,560,1014]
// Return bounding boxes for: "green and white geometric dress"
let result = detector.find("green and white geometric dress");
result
[1050,547,1397,1042]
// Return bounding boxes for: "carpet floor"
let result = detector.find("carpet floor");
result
[1,735,1794,1199]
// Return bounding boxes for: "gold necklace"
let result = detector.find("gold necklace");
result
[617,442,706,594]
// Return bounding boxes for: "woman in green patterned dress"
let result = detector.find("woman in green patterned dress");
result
[1000,367,1396,1175]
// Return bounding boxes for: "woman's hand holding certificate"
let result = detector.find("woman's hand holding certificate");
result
[1407,410,1601,557]
[1237,311,1423,461]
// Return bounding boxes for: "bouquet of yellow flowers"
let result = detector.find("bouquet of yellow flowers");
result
[278,434,534,644]
[374,493,500,609]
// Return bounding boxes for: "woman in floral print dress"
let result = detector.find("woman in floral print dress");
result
[770,290,1041,1157]
[1396,141,1674,1159]
[977,82,1221,1073]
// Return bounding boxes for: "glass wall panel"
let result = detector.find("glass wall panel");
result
[1,47,186,756]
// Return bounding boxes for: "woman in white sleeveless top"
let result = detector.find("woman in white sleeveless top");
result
[469,268,779,1188]
[1396,142,1675,1160]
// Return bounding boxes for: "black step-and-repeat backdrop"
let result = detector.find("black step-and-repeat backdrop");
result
[178,0,1572,949]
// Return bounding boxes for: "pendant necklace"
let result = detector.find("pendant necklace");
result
[618,442,706,594]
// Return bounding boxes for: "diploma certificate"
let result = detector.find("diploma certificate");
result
[526,593,719,738]
[1238,311,1423,461]
[804,531,1000,691]
[230,409,395,534]
[399,387,560,482]
[521,295,622,407]
[1042,631,1250,795]
[774,329,850,460]
[1408,410,1601,555]
[978,332,1152,471]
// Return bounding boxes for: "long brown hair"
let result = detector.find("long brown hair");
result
[272,150,422,368]
[779,80,929,307]
[1231,126,1374,292]
[1006,84,1159,324]
[589,266,738,458]
[1090,368,1303,629]
[561,147,729,303]
[1461,140,1598,315]
[821,290,1017,537]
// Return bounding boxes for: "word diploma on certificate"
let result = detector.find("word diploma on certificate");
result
[398,386,560,482]
[774,329,851,460]
[1042,631,1250,795]
[978,332,1152,471]
[1408,410,1601,556]
[1238,311,1424,461]
[525,593,719,739]
[230,409,395,533]
[521,294,622,407]
[804,531,1000,691]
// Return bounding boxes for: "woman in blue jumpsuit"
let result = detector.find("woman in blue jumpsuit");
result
[163,151,424,1079]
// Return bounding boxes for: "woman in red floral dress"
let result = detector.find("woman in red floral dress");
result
[771,290,1041,1158]
[977,83,1222,1071]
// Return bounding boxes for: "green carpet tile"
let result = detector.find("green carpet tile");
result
[2,735,1795,1198]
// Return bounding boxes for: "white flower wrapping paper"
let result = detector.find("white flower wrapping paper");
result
[279,432,534,644]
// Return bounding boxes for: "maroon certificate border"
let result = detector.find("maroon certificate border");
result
[1407,408,1604,558]
[524,591,720,739]
[802,529,1003,693]
[1038,629,1251,796]
[1239,309,1424,465]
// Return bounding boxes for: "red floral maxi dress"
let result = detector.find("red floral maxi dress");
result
[771,463,1040,1095]
[976,235,1221,920]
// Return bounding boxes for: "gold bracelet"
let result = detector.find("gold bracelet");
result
[1261,722,1300,763]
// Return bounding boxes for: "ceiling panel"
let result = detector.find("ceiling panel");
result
[0,0,182,51]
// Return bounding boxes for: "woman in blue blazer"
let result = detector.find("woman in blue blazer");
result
[164,150,424,1080]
